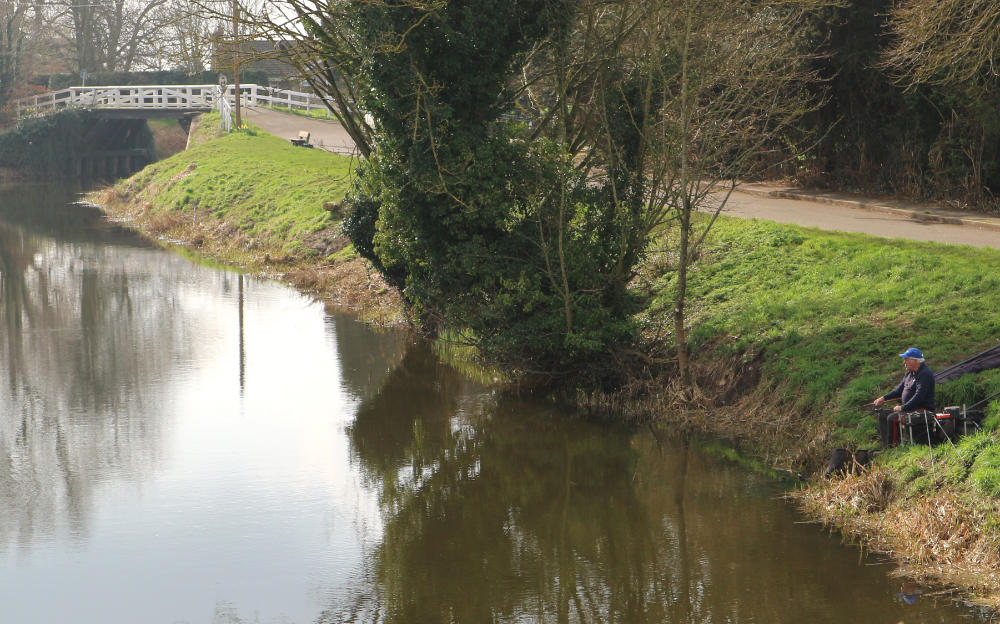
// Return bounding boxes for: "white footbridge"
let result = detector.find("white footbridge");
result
[12,84,336,127]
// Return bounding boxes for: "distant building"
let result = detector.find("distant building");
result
[212,35,305,90]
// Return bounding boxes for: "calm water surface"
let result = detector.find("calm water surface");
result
[0,184,984,623]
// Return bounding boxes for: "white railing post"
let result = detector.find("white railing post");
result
[216,85,233,132]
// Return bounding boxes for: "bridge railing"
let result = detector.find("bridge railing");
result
[11,84,264,119]
[243,85,336,118]
[11,83,341,123]
[216,86,233,132]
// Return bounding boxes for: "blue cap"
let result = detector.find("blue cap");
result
[899,347,924,359]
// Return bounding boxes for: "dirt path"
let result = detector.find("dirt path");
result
[243,107,1000,249]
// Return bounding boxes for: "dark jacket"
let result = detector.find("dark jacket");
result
[883,363,935,412]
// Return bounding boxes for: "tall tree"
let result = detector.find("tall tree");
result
[0,0,33,112]
[295,0,825,389]
[50,0,173,72]
[162,1,219,72]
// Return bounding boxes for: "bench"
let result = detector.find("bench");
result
[290,131,312,147]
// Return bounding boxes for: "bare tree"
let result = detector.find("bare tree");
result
[165,1,219,72]
[638,0,822,391]
[135,0,219,72]
[47,0,174,73]
[884,0,1000,87]
[0,0,34,111]
[520,0,824,390]
[254,0,375,155]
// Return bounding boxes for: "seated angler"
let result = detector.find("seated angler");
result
[872,347,936,445]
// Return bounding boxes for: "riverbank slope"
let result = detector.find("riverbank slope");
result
[95,116,404,324]
[92,119,1000,607]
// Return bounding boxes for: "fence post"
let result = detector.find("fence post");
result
[216,85,233,132]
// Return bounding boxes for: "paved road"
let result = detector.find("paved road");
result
[243,105,358,155]
[726,185,1000,250]
[242,107,1000,250]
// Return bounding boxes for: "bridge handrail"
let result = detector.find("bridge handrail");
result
[216,85,233,132]
[11,84,264,119]
[11,83,341,121]
[243,85,337,118]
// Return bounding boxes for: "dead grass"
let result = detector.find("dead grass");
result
[795,469,1000,605]
[94,189,407,326]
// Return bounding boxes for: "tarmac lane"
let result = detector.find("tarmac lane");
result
[241,105,359,156]
[239,106,1000,249]
[723,187,1000,250]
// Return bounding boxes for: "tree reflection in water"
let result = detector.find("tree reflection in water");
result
[332,342,672,623]
[0,188,189,552]
[327,340,971,624]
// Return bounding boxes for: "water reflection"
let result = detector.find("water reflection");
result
[0,185,981,623]
[337,344,975,624]
[327,308,409,403]
[0,188,230,555]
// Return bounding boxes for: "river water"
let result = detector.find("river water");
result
[0,184,983,623]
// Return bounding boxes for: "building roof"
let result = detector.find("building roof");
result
[213,38,303,84]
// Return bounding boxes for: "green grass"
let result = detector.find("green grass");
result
[644,217,1000,447]
[869,429,1000,499]
[187,111,226,146]
[123,122,357,256]
[266,104,335,119]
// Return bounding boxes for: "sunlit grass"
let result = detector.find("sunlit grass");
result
[120,122,357,257]
[643,216,1000,447]
[265,104,335,119]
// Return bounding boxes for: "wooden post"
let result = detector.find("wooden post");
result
[232,0,242,129]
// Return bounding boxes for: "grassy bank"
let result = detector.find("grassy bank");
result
[94,114,404,324]
[642,218,1000,441]
[634,217,1000,605]
[95,119,1000,604]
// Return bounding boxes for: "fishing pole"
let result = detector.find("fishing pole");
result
[967,387,1000,412]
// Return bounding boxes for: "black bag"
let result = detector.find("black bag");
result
[824,448,874,477]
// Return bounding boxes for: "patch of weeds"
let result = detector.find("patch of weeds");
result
[983,400,1000,431]
[970,444,1000,497]
[329,243,356,263]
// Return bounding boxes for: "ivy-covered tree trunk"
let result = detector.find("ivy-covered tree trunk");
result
[335,0,822,391]
[341,0,648,386]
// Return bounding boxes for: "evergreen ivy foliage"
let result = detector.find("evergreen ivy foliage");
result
[342,0,646,386]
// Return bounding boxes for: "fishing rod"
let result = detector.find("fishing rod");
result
[967,387,1000,412]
